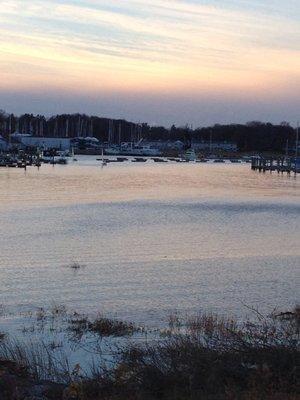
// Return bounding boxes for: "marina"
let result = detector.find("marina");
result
[1,0,299,395]
[0,149,262,167]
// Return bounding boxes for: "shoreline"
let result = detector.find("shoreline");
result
[0,306,298,399]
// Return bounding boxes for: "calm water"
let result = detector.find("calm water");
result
[0,157,299,327]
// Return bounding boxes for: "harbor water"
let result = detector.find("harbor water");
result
[0,157,299,328]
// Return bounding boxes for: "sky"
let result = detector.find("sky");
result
[0,0,299,127]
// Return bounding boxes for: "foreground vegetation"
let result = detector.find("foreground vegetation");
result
[0,307,299,400]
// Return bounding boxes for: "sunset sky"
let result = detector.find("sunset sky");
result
[0,0,299,126]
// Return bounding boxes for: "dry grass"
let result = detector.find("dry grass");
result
[82,306,299,400]
[69,313,138,338]
[0,339,73,384]
[0,307,299,399]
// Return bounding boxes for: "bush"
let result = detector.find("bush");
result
[85,308,299,399]
[69,314,138,338]
[0,308,299,399]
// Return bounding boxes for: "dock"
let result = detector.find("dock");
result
[251,157,299,175]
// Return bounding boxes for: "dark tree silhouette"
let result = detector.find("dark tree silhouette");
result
[0,111,297,153]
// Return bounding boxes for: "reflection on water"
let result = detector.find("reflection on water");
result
[0,157,299,325]
[0,158,299,210]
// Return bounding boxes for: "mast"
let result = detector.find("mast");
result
[90,118,93,137]
[108,119,114,144]
[29,118,33,135]
[81,119,85,137]
[137,123,142,142]
[295,122,299,175]
[108,120,110,143]
[40,118,44,137]
[77,116,81,137]
[66,118,69,137]
[9,114,12,135]
[36,118,39,136]
[54,118,58,136]
[118,123,121,145]
[8,114,12,147]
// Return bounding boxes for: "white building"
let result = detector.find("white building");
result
[191,140,237,152]
[143,140,185,151]
[12,133,71,150]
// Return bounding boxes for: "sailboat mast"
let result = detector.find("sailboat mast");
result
[66,118,69,138]
[8,114,12,147]
[295,122,299,175]
[108,120,112,144]
[118,123,121,145]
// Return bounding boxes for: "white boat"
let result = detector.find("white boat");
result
[183,149,197,161]
[105,140,162,156]
[56,156,68,165]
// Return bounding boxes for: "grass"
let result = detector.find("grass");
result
[100,308,299,400]
[0,306,299,399]
[74,306,300,399]
[69,313,138,338]
[0,339,72,383]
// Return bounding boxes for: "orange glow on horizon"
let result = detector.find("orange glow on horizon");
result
[0,0,299,122]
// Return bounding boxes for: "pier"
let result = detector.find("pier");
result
[251,157,298,175]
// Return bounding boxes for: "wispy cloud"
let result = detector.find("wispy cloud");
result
[0,0,299,122]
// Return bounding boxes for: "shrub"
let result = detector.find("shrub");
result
[0,308,298,399]
[69,314,138,338]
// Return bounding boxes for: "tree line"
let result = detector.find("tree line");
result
[0,110,297,152]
